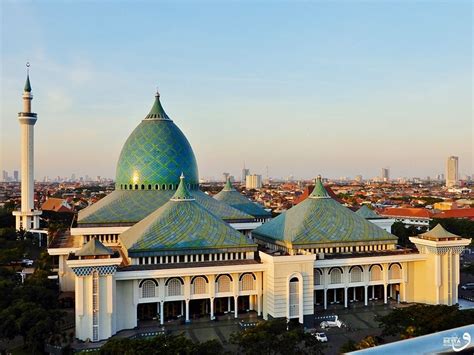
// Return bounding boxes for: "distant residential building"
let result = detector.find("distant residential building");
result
[380,208,432,228]
[381,168,390,182]
[246,174,262,189]
[41,198,73,213]
[446,156,459,187]
[355,205,395,232]
[432,208,474,221]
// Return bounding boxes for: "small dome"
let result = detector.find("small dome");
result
[115,93,199,190]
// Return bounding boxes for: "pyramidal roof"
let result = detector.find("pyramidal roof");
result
[252,176,397,247]
[214,177,271,218]
[119,175,257,257]
[76,238,113,257]
[420,224,462,240]
[356,205,384,219]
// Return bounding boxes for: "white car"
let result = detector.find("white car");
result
[314,332,328,342]
[320,315,342,329]
[21,259,34,266]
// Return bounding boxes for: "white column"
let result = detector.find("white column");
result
[384,284,388,304]
[344,287,348,308]
[364,285,368,306]
[371,285,375,299]
[160,301,164,325]
[234,296,239,318]
[353,287,356,301]
[333,289,337,303]
[185,299,190,323]
[210,298,215,320]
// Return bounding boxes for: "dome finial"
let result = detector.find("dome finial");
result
[171,173,194,201]
[223,176,235,191]
[309,174,330,199]
[146,88,170,120]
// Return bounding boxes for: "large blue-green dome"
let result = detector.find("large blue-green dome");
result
[115,93,199,190]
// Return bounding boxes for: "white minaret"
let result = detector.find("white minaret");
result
[13,65,42,231]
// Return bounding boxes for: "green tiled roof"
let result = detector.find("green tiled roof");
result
[214,179,271,219]
[120,181,257,257]
[309,175,330,199]
[252,178,397,248]
[115,94,198,188]
[356,205,384,219]
[75,238,113,256]
[78,189,254,226]
[171,174,194,201]
[24,74,31,92]
[420,224,461,240]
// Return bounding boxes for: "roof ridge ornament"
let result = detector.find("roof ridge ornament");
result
[171,173,195,201]
[309,175,331,199]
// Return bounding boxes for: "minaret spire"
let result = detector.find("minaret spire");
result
[13,63,42,231]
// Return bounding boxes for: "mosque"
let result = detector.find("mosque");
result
[20,76,469,342]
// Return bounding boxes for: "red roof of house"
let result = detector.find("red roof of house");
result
[381,207,432,219]
[432,208,474,220]
[41,198,72,213]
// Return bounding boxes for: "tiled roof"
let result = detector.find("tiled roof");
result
[75,238,113,256]
[120,177,257,256]
[432,208,474,220]
[77,188,253,226]
[214,179,271,218]
[115,93,199,188]
[252,178,397,247]
[420,224,461,240]
[41,198,72,212]
[381,208,432,219]
[356,205,384,219]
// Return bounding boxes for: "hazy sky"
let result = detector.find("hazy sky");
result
[1,1,472,181]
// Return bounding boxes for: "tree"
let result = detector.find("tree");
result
[230,319,324,355]
[376,304,474,339]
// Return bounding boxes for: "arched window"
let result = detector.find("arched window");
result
[141,184,145,190]
[240,273,255,291]
[155,184,158,190]
[330,268,342,284]
[148,184,152,190]
[216,275,232,293]
[192,276,208,294]
[141,280,156,298]
[169,184,173,190]
[289,277,300,318]
[389,264,401,279]
[135,184,138,190]
[314,269,323,285]
[129,184,132,190]
[162,184,166,190]
[350,266,363,283]
[166,278,183,296]
[370,265,382,281]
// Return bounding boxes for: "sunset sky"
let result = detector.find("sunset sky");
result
[1,1,472,180]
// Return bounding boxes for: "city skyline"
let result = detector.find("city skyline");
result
[1,1,472,180]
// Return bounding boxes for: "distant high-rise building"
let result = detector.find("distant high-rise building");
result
[381,168,390,182]
[13,170,19,182]
[241,168,249,183]
[446,156,459,187]
[355,175,363,183]
[246,174,262,189]
[2,170,8,182]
